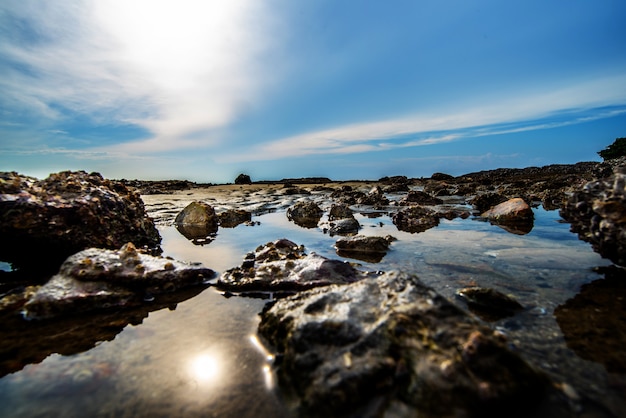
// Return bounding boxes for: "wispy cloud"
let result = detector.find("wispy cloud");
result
[0,1,276,151]
[225,76,626,162]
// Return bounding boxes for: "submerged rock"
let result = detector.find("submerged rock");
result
[0,171,161,273]
[21,243,215,320]
[259,271,556,417]
[217,239,370,293]
[560,168,626,266]
[287,201,324,228]
[456,287,524,321]
[334,235,395,263]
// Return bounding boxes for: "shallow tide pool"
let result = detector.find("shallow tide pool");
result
[1,207,624,417]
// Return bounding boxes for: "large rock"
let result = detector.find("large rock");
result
[21,242,215,320]
[174,201,219,241]
[259,271,556,417]
[217,239,370,294]
[0,171,161,272]
[560,168,626,266]
[481,198,534,234]
[218,209,251,228]
[287,201,324,228]
[392,206,440,233]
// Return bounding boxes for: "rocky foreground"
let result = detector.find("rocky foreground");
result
[1,160,626,417]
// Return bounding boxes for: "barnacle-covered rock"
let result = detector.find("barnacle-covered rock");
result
[0,171,161,273]
[259,271,558,417]
[21,243,215,320]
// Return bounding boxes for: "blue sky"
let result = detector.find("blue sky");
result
[1,1,625,182]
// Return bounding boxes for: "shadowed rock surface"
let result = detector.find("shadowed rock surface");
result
[456,287,524,321]
[560,168,626,266]
[334,235,395,263]
[392,206,440,233]
[259,271,566,417]
[287,201,324,228]
[0,171,161,273]
[174,201,219,241]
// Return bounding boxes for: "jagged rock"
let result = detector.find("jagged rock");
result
[335,235,395,263]
[174,201,219,240]
[456,287,524,321]
[218,209,251,228]
[481,198,533,223]
[0,171,161,273]
[217,239,370,293]
[392,206,440,233]
[327,218,361,236]
[560,168,626,266]
[287,201,324,228]
[356,186,389,207]
[258,271,555,417]
[21,243,215,320]
[399,190,443,206]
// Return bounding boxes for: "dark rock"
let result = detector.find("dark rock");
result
[560,168,626,266]
[335,235,395,263]
[399,190,443,206]
[258,271,556,417]
[392,206,440,233]
[235,173,252,184]
[217,239,369,294]
[328,204,354,221]
[287,201,324,228]
[174,201,218,240]
[328,218,361,236]
[431,172,454,181]
[283,187,311,195]
[19,243,215,320]
[0,171,161,273]
[470,192,509,213]
[554,266,626,373]
[356,186,389,207]
[456,287,524,321]
[218,209,251,228]
[379,175,410,192]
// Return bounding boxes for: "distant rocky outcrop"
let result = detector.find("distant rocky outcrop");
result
[0,171,161,273]
[235,173,252,184]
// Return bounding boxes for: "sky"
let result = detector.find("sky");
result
[1,1,625,183]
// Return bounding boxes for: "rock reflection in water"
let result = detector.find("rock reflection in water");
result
[554,266,626,373]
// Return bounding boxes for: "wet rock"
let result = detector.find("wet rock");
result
[356,186,389,207]
[217,239,369,293]
[554,266,626,373]
[174,201,219,240]
[335,235,395,263]
[379,175,410,192]
[328,203,354,221]
[218,209,252,228]
[259,271,555,417]
[287,201,324,228]
[481,198,533,223]
[0,171,161,273]
[327,218,361,236]
[392,206,440,233]
[456,287,524,321]
[560,168,626,266]
[399,190,443,206]
[20,243,215,320]
[470,192,509,213]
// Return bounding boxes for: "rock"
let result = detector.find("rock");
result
[21,243,215,320]
[392,206,440,233]
[328,203,354,221]
[217,239,370,294]
[235,173,252,184]
[327,218,361,236]
[0,171,161,273]
[431,172,454,181]
[379,175,410,192]
[560,168,626,266]
[218,209,251,228]
[399,190,443,206]
[481,197,534,233]
[456,287,524,321]
[174,201,218,240]
[258,271,555,417]
[356,186,389,207]
[335,235,395,263]
[287,201,324,228]
[470,192,509,213]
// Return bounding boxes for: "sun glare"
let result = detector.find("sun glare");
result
[189,353,220,384]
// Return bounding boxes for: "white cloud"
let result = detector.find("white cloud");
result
[0,1,275,151]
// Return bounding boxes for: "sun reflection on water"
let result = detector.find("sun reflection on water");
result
[188,352,221,385]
